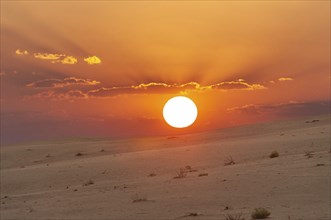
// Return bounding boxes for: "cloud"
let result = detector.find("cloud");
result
[26,77,100,88]
[132,80,266,92]
[15,49,98,65]
[55,56,78,65]
[208,81,266,90]
[26,78,266,100]
[86,79,266,98]
[30,90,89,100]
[15,49,29,55]
[130,82,201,93]
[227,101,330,117]
[84,56,101,65]
[87,87,132,97]
[33,53,78,65]
[34,52,65,60]
[278,77,294,81]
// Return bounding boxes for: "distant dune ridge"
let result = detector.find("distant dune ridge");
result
[1,115,330,219]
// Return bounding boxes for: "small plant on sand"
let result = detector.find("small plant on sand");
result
[304,151,314,159]
[251,208,270,219]
[131,193,148,203]
[83,179,94,186]
[316,163,325,166]
[75,152,84,157]
[178,212,200,218]
[186,212,198,217]
[225,213,245,220]
[185,165,197,172]
[269,151,279,158]
[224,156,235,166]
[173,168,187,179]
[148,172,156,177]
[185,165,192,170]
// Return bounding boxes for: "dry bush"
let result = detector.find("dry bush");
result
[173,168,187,179]
[225,213,245,220]
[198,173,208,177]
[173,166,198,179]
[185,165,197,172]
[179,212,200,218]
[316,163,325,166]
[75,152,84,157]
[224,156,235,166]
[269,151,279,158]
[114,184,128,190]
[251,208,270,219]
[304,151,314,159]
[148,172,156,177]
[186,212,198,217]
[83,179,94,186]
[132,193,148,203]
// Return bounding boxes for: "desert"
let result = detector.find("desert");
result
[1,115,330,220]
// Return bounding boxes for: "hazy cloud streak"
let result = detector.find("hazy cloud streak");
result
[227,101,330,117]
[278,77,294,81]
[26,77,100,88]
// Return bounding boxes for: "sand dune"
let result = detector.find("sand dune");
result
[1,115,330,219]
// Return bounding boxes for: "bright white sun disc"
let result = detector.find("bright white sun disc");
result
[163,96,198,128]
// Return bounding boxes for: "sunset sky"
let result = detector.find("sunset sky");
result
[1,1,330,144]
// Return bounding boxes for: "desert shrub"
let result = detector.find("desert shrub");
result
[148,172,156,177]
[225,213,245,220]
[83,179,94,186]
[269,151,279,158]
[304,151,314,158]
[224,156,235,166]
[173,168,187,179]
[75,152,84,156]
[186,213,198,216]
[179,213,200,218]
[185,165,192,170]
[316,163,325,166]
[132,193,148,203]
[185,165,198,172]
[251,208,270,219]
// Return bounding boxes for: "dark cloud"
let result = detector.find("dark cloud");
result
[228,101,330,118]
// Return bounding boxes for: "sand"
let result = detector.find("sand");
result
[1,115,330,220]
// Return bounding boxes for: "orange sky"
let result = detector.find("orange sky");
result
[1,1,330,144]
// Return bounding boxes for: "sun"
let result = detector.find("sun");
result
[163,96,198,128]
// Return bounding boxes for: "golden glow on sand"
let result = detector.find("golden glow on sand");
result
[163,96,198,128]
